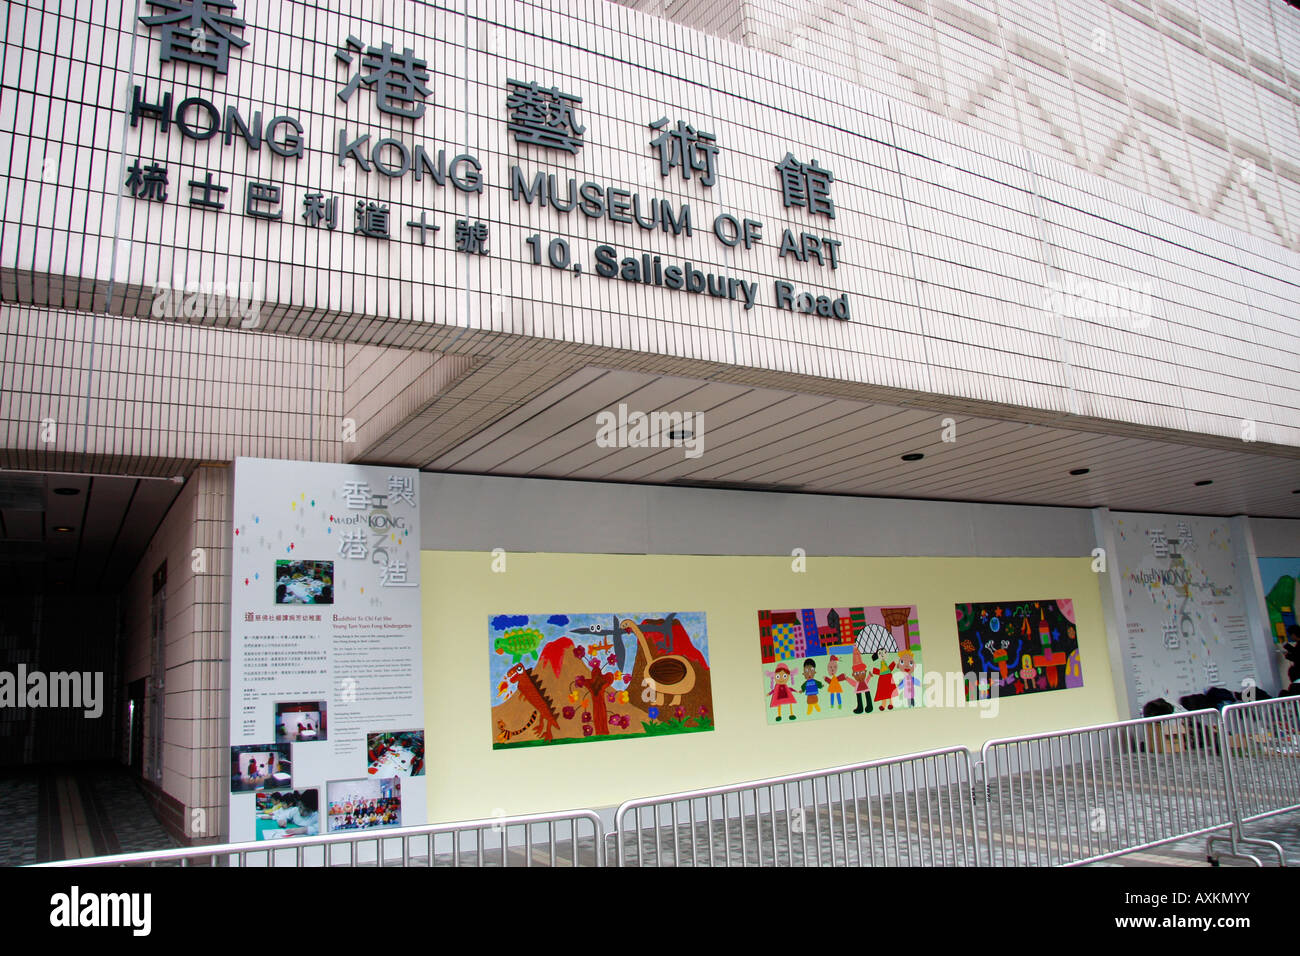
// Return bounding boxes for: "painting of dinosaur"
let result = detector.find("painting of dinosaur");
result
[499,662,560,741]
[489,612,714,749]
[494,626,545,665]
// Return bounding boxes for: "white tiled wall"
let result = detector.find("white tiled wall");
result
[0,0,1297,456]
[121,464,231,842]
[0,305,345,471]
[698,0,1300,245]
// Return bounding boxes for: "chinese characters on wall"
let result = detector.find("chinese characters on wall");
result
[129,0,850,317]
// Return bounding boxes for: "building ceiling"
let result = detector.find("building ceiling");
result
[0,472,181,596]
[414,366,1300,518]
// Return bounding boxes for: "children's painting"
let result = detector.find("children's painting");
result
[1258,557,1300,643]
[490,612,713,749]
[757,606,922,723]
[956,599,1083,700]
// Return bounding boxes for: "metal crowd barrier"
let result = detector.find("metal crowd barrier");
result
[611,747,979,866]
[34,701,1300,868]
[32,808,605,867]
[980,709,1242,866]
[1207,695,1300,865]
[1219,695,1300,824]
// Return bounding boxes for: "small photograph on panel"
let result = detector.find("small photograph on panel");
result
[326,776,402,832]
[276,700,328,743]
[274,559,334,604]
[366,729,424,777]
[255,788,321,840]
[230,743,292,793]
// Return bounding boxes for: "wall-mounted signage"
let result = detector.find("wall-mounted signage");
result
[228,458,425,843]
[127,1,851,320]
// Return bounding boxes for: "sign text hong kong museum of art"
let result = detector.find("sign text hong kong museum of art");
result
[125,0,851,320]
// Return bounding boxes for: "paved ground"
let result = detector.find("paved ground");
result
[5,756,1295,867]
[1091,811,1299,867]
[236,804,1298,867]
[982,748,1299,867]
[610,745,1300,867]
[0,771,41,866]
[0,765,177,865]
[609,797,1299,868]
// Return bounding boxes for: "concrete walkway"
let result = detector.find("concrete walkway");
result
[4,763,1293,867]
[1086,810,1300,867]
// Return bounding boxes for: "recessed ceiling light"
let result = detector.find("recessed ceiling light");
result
[1069,468,1090,476]
[53,525,75,533]
[1194,480,1213,487]
[901,453,924,462]
[53,487,79,496]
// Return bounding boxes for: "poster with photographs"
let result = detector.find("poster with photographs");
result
[367,730,424,776]
[327,776,402,832]
[276,701,327,742]
[230,744,291,793]
[256,789,321,840]
[228,458,426,843]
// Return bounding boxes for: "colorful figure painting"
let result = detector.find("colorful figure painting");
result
[757,606,922,723]
[489,612,713,749]
[956,599,1083,700]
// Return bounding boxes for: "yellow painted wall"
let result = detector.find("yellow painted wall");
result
[422,550,1118,822]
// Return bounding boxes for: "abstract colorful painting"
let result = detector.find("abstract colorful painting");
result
[490,613,713,749]
[757,606,922,723]
[956,599,1082,700]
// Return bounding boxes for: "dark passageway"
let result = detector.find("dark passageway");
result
[1,472,183,860]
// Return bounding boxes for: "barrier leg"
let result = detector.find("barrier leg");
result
[1204,829,1282,867]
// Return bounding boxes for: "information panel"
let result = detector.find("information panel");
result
[1113,512,1255,713]
[229,458,425,843]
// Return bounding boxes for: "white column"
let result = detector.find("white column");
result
[1092,507,1135,718]
[1230,515,1283,696]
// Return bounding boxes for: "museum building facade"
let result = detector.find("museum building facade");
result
[0,0,1298,843]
